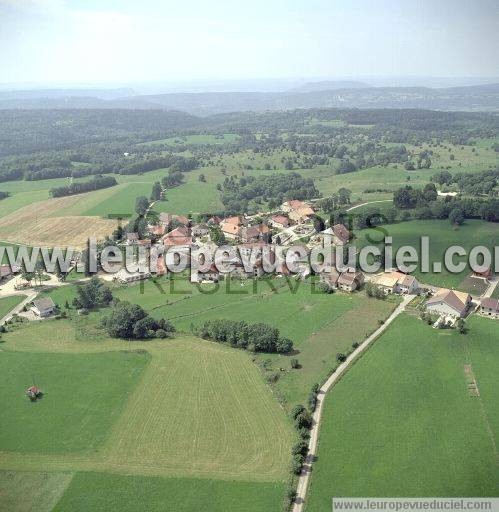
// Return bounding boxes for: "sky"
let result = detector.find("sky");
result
[1,0,498,87]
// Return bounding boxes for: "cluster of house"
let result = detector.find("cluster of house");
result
[120,200,355,285]
[118,199,499,326]
[369,270,473,319]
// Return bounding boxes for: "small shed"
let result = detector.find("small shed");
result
[26,385,42,400]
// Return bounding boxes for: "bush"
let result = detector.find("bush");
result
[294,410,313,430]
[336,352,347,363]
[103,301,175,340]
[290,358,300,369]
[292,440,309,457]
[290,404,306,421]
[291,457,303,475]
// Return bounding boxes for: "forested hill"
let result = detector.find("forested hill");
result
[1,83,499,114]
[1,108,498,158]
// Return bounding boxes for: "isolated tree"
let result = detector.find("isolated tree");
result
[135,196,149,216]
[449,208,465,225]
[337,187,352,205]
[150,182,162,201]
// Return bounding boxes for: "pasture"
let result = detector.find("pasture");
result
[305,314,499,511]
[0,294,26,319]
[112,277,396,407]
[0,470,73,512]
[0,319,293,482]
[354,219,499,289]
[0,349,150,453]
[52,472,285,512]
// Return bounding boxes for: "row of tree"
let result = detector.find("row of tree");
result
[197,319,293,353]
[50,175,117,197]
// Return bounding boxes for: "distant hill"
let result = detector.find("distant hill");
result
[0,83,498,114]
[289,80,370,93]
[0,87,135,101]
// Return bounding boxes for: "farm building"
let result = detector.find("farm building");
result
[281,200,315,224]
[31,297,56,318]
[319,269,340,289]
[270,215,290,229]
[479,297,499,318]
[371,271,419,294]
[207,215,222,226]
[0,264,14,281]
[240,224,271,243]
[159,213,190,228]
[161,226,193,248]
[320,223,351,246]
[319,269,364,292]
[425,288,472,318]
[220,216,247,240]
[338,270,364,292]
[473,267,493,280]
[148,224,165,237]
[115,268,151,284]
[193,263,220,283]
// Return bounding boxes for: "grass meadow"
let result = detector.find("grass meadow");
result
[305,314,499,511]
[53,472,284,512]
[0,304,294,511]
[0,294,26,319]
[110,277,397,408]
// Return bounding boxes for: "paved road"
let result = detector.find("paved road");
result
[292,294,414,512]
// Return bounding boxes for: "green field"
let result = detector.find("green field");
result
[306,314,499,511]
[0,294,26,319]
[52,472,284,512]
[111,277,396,408]
[0,470,73,512]
[0,349,150,453]
[354,219,499,289]
[0,316,293,482]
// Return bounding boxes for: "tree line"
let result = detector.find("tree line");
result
[197,319,294,354]
[50,175,117,197]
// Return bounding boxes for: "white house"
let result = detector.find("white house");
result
[31,297,56,318]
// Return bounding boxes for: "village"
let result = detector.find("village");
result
[103,197,498,331]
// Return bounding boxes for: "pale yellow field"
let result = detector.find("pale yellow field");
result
[0,193,115,248]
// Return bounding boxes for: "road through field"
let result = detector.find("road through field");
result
[292,294,414,512]
[346,199,392,212]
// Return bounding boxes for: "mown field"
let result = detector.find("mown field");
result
[354,219,499,289]
[305,314,499,511]
[0,311,294,511]
[108,277,397,408]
